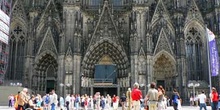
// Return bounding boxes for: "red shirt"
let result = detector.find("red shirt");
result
[212,92,219,102]
[131,88,142,101]
[84,100,88,106]
[112,96,117,103]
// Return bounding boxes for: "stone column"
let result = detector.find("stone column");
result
[57,55,65,96]
[146,55,153,84]
[117,85,120,96]
[73,55,81,94]
[90,86,93,96]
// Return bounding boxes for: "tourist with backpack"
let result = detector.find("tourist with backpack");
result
[43,94,50,110]
[172,89,181,110]
[120,93,126,110]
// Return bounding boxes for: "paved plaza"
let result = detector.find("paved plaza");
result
[0,106,213,110]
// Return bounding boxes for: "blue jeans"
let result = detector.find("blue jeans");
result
[212,101,218,110]
[199,103,207,110]
[51,103,56,110]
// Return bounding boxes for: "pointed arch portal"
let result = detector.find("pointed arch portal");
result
[82,39,129,96]
[153,51,176,93]
[83,39,129,78]
[33,53,58,94]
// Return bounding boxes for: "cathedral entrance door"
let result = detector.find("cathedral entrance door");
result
[93,64,117,96]
[153,53,176,95]
[46,80,55,93]
[94,87,117,97]
[34,54,58,94]
[157,80,165,88]
[94,64,117,84]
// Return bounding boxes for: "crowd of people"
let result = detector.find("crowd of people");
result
[144,82,181,110]
[10,88,126,110]
[8,82,220,110]
[189,87,219,110]
[9,82,169,110]
[12,88,58,110]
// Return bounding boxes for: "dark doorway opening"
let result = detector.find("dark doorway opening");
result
[157,80,165,88]
[94,88,117,97]
[46,80,55,93]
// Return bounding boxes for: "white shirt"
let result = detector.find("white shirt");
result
[50,93,58,104]
[198,93,207,103]
[65,95,71,102]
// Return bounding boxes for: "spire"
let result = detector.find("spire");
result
[37,27,58,55]
[66,42,72,56]
[154,28,173,55]
[38,0,60,25]
[12,0,27,21]
[185,0,204,24]
[87,0,122,47]
[151,0,170,26]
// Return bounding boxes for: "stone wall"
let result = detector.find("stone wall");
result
[0,86,23,106]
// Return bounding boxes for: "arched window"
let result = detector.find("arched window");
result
[7,25,26,80]
[46,65,55,78]
[185,27,203,80]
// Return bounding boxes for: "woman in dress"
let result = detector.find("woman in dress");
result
[157,85,165,110]
[69,94,75,110]
[105,94,112,109]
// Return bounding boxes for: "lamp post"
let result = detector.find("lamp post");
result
[188,82,200,99]
[66,83,71,94]
[140,83,145,96]
[60,83,64,97]
[60,83,71,96]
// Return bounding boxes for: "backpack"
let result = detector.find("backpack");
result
[173,94,179,104]
[75,97,79,103]
[100,99,105,107]
[45,96,50,104]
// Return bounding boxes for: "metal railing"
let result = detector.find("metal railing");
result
[92,78,114,86]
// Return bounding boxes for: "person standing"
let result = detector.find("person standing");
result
[95,92,101,110]
[8,94,14,107]
[105,94,111,109]
[43,94,50,110]
[112,94,118,110]
[157,85,166,110]
[211,87,218,110]
[189,96,193,106]
[120,93,126,110]
[50,89,58,110]
[89,95,94,109]
[59,96,65,110]
[84,96,89,110]
[198,90,207,110]
[14,92,20,110]
[131,82,142,110]
[126,88,132,110]
[172,89,180,110]
[100,96,105,110]
[65,94,71,110]
[17,88,29,110]
[146,82,158,110]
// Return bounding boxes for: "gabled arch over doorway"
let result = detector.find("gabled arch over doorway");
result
[153,50,176,93]
[82,39,129,95]
[33,53,58,94]
[82,39,129,78]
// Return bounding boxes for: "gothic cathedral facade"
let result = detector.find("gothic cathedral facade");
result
[6,0,220,100]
